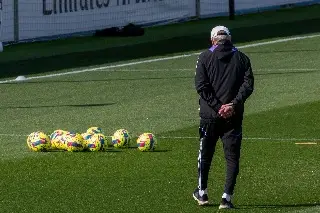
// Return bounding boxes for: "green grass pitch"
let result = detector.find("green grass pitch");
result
[0,6,319,213]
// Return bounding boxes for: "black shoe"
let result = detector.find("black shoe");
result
[192,188,209,206]
[219,198,234,209]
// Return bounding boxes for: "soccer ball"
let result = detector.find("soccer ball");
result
[137,133,157,152]
[85,133,106,152]
[27,131,51,152]
[112,129,131,148]
[65,132,84,152]
[81,132,92,148]
[50,129,68,150]
[86,127,103,135]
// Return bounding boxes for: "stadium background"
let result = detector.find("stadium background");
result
[0,1,319,213]
[0,0,319,43]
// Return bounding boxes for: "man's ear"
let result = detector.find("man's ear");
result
[212,39,217,45]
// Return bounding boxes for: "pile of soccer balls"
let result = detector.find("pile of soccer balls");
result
[26,127,157,152]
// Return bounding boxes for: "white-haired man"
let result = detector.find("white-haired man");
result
[193,26,254,209]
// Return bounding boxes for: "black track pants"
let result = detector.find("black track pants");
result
[197,118,242,195]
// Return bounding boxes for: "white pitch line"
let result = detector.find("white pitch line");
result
[255,68,320,71]
[245,137,319,142]
[295,142,317,145]
[158,136,320,141]
[0,34,319,84]
[99,68,192,72]
[0,133,28,137]
[0,133,319,142]
[83,68,320,72]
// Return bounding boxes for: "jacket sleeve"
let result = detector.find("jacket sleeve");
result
[195,55,222,113]
[231,55,254,106]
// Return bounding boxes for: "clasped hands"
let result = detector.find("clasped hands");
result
[218,103,235,119]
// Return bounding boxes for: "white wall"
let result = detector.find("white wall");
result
[1,0,317,42]
[18,0,195,41]
[200,0,229,18]
[236,0,316,11]
[1,0,14,42]
[200,0,317,17]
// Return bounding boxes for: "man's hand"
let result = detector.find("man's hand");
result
[218,103,235,119]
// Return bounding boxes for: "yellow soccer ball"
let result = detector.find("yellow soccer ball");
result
[50,130,68,150]
[86,127,103,135]
[137,133,157,152]
[112,129,131,148]
[27,131,51,152]
[85,133,106,152]
[81,132,92,149]
[65,132,84,152]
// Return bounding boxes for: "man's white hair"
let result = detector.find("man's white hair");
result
[213,34,232,42]
[210,26,231,42]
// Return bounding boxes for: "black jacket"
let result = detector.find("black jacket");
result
[195,41,254,119]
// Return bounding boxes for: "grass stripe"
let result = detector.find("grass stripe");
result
[0,34,319,84]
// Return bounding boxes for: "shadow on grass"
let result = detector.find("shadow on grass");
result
[150,149,171,152]
[200,204,219,208]
[45,149,123,153]
[0,103,116,109]
[0,18,319,79]
[238,203,320,209]
[127,146,170,152]
[103,149,123,152]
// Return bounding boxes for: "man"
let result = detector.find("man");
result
[193,26,254,209]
